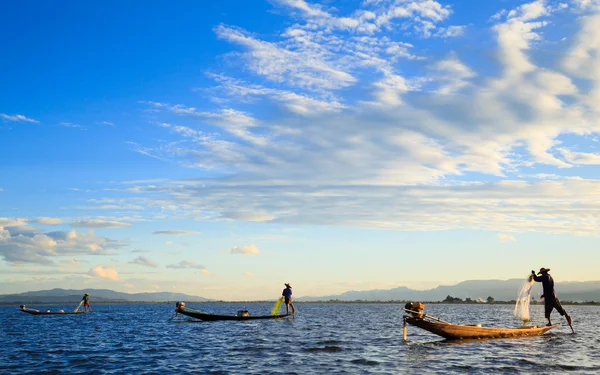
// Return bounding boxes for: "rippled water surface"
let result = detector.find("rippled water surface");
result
[1,303,599,374]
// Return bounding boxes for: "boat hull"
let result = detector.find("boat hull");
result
[406,317,558,340]
[177,308,290,321]
[20,309,87,315]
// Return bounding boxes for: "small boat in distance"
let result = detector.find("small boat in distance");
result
[402,302,558,340]
[174,302,291,321]
[19,305,87,315]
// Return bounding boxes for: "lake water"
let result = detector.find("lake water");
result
[1,303,599,374]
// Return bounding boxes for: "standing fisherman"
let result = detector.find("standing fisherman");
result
[282,283,296,315]
[81,293,92,312]
[532,268,572,329]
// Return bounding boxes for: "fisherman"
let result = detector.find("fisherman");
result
[532,268,572,327]
[282,283,296,315]
[81,293,92,312]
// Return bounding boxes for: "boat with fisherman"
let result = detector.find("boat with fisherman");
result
[402,302,558,340]
[19,305,87,315]
[174,302,291,321]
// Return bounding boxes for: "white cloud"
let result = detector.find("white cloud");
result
[497,233,516,243]
[231,244,260,256]
[88,265,119,280]
[97,121,115,126]
[152,230,200,235]
[200,269,211,276]
[71,220,132,228]
[0,218,28,227]
[435,25,466,38]
[215,24,356,92]
[34,217,63,225]
[0,113,39,123]
[0,228,126,265]
[166,260,206,269]
[560,149,600,165]
[243,271,255,277]
[129,256,158,268]
[59,122,85,129]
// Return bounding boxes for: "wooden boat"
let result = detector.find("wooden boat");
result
[175,306,290,321]
[404,316,558,340]
[20,307,87,315]
[402,303,558,340]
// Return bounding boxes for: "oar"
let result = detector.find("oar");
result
[73,300,84,313]
[402,308,452,325]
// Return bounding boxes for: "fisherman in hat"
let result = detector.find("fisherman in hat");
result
[282,283,295,315]
[81,293,92,312]
[532,268,572,328]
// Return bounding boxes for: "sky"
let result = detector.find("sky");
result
[1,0,600,301]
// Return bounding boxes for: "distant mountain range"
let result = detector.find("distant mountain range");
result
[298,279,600,302]
[0,288,211,304]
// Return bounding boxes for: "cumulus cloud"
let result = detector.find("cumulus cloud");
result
[0,227,126,265]
[231,245,260,256]
[0,113,39,123]
[34,217,63,225]
[166,260,206,269]
[152,230,200,235]
[129,256,158,268]
[88,265,119,280]
[497,233,516,243]
[71,220,132,228]
[0,218,27,227]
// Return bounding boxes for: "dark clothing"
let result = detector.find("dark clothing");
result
[545,298,566,319]
[282,287,292,298]
[533,273,556,300]
[533,273,564,318]
[284,297,291,305]
[82,295,90,303]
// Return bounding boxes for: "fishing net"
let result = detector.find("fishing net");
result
[271,297,284,316]
[514,276,534,323]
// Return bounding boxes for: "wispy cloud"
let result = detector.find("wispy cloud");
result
[0,113,39,123]
[71,220,132,228]
[59,122,85,129]
[152,230,200,235]
[33,217,63,225]
[166,260,206,269]
[497,233,516,243]
[243,271,254,277]
[129,256,158,268]
[231,244,260,256]
[88,265,119,280]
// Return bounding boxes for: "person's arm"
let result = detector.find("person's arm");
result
[531,271,542,282]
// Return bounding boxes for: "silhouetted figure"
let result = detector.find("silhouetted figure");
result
[532,268,572,327]
[282,283,295,315]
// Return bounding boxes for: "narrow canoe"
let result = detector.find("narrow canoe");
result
[20,308,87,315]
[405,317,558,340]
[176,307,290,321]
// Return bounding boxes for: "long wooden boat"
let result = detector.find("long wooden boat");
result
[176,307,290,321]
[405,316,558,340]
[20,307,87,315]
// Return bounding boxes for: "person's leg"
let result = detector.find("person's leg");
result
[290,302,295,314]
[545,302,553,326]
[554,299,571,325]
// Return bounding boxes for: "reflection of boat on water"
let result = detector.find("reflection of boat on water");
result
[174,302,291,321]
[20,306,87,315]
[403,302,558,340]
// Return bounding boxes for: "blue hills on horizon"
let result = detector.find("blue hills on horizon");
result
[297,279,600,302]
[0,288,211,304]
[3,279,600,304]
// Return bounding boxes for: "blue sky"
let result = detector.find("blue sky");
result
[1,0,600,300]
